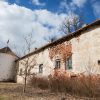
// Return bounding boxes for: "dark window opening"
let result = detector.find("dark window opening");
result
[98,60,100,65]
[55,59,61,69]
[65,56,72,70]
[39,64,43,73]
[19,68,23,76]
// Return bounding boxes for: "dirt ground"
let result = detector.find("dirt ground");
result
[0,83,99,100]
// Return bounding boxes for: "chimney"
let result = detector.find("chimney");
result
[35,48,37,50]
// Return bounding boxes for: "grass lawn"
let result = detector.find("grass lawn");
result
[0,82,99,100]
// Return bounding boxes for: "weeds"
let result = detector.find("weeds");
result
[30,70,100,98]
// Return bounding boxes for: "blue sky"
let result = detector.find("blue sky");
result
[7,0,99,23]
[0,0,100,55]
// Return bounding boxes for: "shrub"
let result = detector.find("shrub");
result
[29,70,100,97]
[29,76,49,90]
[48,70,71,93]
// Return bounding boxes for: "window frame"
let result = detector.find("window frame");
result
[39,64,43,73]
[65,55,72,70]
[55,59,61,69]
[98,60,100,65]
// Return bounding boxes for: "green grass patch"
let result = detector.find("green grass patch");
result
[0,95,11,100]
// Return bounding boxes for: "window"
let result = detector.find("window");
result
[19,68,23,76]
[98,60,100,65]
[55,59,61,69]
[39,64,43,73]
[65,56,72,70]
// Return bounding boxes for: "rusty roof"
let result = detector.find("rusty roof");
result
[16,19,100,62]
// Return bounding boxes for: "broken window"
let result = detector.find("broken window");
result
[55,59,61,69]
[65,56,72,70]
[39,64,43,73]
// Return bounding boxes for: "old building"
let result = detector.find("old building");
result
[0,47,18,82]
[16,19,100,83]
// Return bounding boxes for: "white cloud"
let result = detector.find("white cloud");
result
[15,0,20,4]
[72,0,87,7]
[60,0,87,11]
[31,0,45,6]
[60,0,70,11]
[0,1,66,54]
[92,1,100,18]
[0,0,7,1]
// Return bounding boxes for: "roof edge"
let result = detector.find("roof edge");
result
[16,19,100,62]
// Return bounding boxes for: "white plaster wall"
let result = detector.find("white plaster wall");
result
[17,26,100,84]
[17,49,54,83]
[0,53,17,81]
[35,49,54,76]
[71,27,100,74]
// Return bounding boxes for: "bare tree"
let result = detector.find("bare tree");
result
[61,13,84,34]
[61,19,71,34]
[18,33,37,93]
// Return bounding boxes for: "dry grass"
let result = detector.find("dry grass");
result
[29,76,49,90]
[49,71,100,97]
[0,82,96,100]
[29,70,100,99]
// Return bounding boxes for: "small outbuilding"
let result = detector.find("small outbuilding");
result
[0,47,18,82]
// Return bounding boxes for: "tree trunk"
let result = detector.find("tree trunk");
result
[23,75,27,93]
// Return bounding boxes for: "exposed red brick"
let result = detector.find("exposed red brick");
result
[49,41,72,62]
